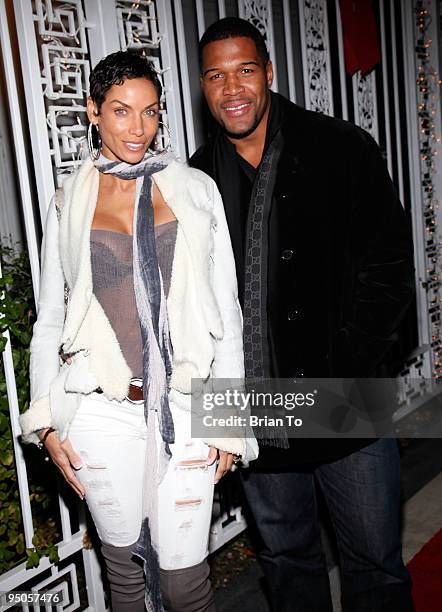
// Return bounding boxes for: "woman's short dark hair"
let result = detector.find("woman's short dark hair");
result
[89,50,162,112]
[198,17,269,68]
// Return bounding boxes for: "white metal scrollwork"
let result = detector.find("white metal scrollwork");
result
[116,0,161,49]
[299,0,333,114]
[353,71,378,141]
[35,0,90,181]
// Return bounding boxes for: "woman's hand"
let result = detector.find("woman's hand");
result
[39,429,86,499]
[206,447,239,484]
[59,349,73,365]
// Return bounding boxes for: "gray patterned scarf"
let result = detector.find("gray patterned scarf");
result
[95,150,175,611]
[243,131,290,448]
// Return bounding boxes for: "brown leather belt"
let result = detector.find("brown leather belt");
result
[127,383,144,402]
[95,380,144,402]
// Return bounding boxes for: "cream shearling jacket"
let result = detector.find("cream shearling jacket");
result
[20,159,256,460]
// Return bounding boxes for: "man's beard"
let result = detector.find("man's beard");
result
[222,113,261,140]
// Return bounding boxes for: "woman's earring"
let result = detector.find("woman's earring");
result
[148,121,172,155]
[87,122,101,161]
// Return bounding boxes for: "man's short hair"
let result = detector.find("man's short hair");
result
[89,50,162,112]
[198,17,270,69]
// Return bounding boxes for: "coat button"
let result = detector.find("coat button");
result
[287,307,302,321]
[281,249,294,261]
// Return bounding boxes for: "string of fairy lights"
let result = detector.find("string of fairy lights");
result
[415,1,442,378]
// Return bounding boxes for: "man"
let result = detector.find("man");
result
[190,17,415,612]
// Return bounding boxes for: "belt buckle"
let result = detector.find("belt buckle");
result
[125,377,144,404]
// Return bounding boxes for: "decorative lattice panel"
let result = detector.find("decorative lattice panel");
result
[353,71,378,140]
[238,0,272,50]
[301,0,333,114]
[33,0,90,182]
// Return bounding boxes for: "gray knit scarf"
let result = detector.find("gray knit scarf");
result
[95,150,176,611]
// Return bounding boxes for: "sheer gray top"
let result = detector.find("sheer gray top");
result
[91,220,177,378]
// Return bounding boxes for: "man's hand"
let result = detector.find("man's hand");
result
[39,429,85,499]
[206,447,239,483]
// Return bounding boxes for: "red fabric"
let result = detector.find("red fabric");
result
[339,0,380,75]
[407,528,442,611]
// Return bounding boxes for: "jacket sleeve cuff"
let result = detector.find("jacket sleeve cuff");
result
[19,395,52,445]
[201,436,246,458]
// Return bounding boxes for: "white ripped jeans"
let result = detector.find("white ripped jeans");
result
[68,393,216,570]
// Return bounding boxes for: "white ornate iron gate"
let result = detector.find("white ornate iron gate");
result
[1,0,441,608]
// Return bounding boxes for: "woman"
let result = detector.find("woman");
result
[20,51,256,612]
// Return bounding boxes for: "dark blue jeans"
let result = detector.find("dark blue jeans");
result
[240,439,414,611]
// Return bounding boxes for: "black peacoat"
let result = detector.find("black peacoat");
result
[190,95,415,465]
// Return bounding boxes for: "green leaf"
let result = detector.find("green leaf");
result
[25,549,41,569]
[16,539,25,555]
[47,545,59,564]
[0,451,13,466]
